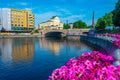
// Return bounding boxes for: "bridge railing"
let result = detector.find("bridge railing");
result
[39,29,90,36]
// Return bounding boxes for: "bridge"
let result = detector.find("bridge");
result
[39,29,90,37]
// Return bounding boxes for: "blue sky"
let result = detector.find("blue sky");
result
[0,0,118,26]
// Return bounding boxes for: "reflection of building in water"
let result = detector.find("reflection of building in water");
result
[0,39,12,62]
[39,38,62,55]
[39,38,93,55]
[12,38,35,62]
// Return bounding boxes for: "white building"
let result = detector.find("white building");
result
[0,9,2,30]
[0,8,11,31]
[39,16,63,30]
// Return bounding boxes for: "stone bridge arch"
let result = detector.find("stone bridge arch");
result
[39,30,67,35]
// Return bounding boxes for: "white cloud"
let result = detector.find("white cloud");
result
[24,8,32,10]
[55,7,71,15]
[61,14,86,23]
[58,9,71,15]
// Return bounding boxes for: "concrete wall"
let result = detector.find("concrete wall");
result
[80,35,120,62]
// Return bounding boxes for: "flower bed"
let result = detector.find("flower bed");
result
[48,51,120,80]
[113,39,120,48]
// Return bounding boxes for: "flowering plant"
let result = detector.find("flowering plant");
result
[113,39,120,48]
[48,51,120,80]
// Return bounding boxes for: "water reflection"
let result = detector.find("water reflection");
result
[0,38,35,63]
[0,38,94,80]
[0,38,95,64]
[0,39,12,62]
[39,38,62,55]
[39,38,93,55]
[12,38,35,62]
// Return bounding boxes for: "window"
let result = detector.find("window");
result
[11,24,14,26]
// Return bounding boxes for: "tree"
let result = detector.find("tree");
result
[103,13,114,26]
[34,29,39,33]
[73,20,87,29]
[63,24,70,29]
[87,25,93,28]
[95,18,107,31]
[113,0,120,27]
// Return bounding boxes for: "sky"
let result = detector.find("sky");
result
[0,0,118,26]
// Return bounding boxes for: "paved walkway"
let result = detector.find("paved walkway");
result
[96,35,117,42]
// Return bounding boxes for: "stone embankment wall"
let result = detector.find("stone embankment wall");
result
[80,35,120,62]
[0,33,44,38]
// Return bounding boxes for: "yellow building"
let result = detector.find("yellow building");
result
[39,16,63,30]
[11,9,34,30]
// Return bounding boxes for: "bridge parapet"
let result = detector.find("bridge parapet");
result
[66,29,90,35]
[39,29,90,36]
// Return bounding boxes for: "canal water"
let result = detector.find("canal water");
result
[0,38,94,80]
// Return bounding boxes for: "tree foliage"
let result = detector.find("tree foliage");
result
[87,25,93,28]
[103,13,114,26]
[95,18,107,31]
[63,24,70,29]
[73,20,87,29]
[113,0,120,27]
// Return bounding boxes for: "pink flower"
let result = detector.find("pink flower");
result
[117,35,120,39]
[113,39,120,48]
[48,51,120,80]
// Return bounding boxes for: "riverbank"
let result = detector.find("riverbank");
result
[0,34,44,38]
[0,34,80,39]
[80,35,120,65]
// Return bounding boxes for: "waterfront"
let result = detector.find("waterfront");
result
[0,38,94,80]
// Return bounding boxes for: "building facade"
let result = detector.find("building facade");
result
[0,8,35,31]
[0,8,11,31]
[39,16,63,30]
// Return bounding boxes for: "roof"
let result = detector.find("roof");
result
[51,16,58,19]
